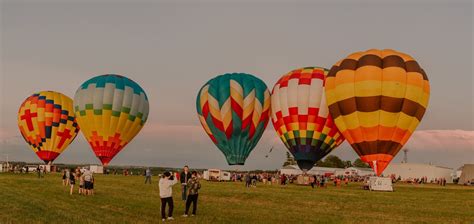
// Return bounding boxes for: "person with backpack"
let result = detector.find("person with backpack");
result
[159,171,178,221]
[183,171,201,217]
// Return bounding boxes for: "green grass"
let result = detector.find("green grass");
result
[0,173,473,224]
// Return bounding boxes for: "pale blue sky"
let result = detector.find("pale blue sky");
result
[0,0,472,169]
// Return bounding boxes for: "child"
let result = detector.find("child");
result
[183,171,201,217]
[159,171,178,221]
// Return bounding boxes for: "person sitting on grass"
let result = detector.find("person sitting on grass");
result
[159,171,178,222]
[183,171,201,217]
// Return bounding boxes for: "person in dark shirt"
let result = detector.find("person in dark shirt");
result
[180,165,192,201]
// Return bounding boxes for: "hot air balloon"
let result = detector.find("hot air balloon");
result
[73,74,149,166]
[18,91,80,164]
[271,67,345,170]
[325,49,430,176]
[196,73,271,165]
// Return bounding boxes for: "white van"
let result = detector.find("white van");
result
[203,169,231,181]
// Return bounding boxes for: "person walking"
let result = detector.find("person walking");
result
[145,168,152,184]
[180,166,192,201]
[159,171,178,221]
[183,171,201,217]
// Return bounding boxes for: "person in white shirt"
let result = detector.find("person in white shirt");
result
[82,169,93,195]
[159,171,178,221]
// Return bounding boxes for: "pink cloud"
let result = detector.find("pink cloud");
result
[406,130,474,152]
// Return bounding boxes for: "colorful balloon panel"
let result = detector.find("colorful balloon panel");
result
[17,91,80,163]
[74,74,149,166]
[196,73,271,165]
[271,67,344,170]
[325,49,430,176]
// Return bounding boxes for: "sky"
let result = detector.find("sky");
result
[0,0,473,170]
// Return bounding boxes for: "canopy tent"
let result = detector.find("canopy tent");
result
[458,164,474,185]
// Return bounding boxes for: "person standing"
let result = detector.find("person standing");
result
[69,168,76,195]
[62,170,67,186]
[36,165,41,178]
[159,171,178,221]
[311,175,317,189]
[183,171,201,217]
[83,168,93,195]
[180,166,192,201]
[144,168,152,184]
[245,173,251,188]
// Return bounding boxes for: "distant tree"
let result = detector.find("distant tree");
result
[344,160,352,168]
[282,151,297,167]
[353,158,371,168]
[316,155,346,168]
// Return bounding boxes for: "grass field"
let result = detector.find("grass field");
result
[0,173,473,224]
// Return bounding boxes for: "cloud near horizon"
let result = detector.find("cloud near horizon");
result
[2,124,473,152]
[0,125,472,169]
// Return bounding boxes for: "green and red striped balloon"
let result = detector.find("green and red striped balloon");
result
[196,73,271,165]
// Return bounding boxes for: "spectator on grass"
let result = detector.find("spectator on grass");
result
[90,173,95,195]
[310,175,316,189]
[145,168,152,184]
[180,166,192,201]
[37,165,41,178]
[79,172,85,195]
[69,168,76,195]
[244,173,251,188]
[252,174,257,187]
[83,168,93,196]
[62,169,67,186]
[183,171,201,217]
[159,171,178,221]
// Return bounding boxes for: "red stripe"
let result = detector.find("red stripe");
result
[231,98,243,119]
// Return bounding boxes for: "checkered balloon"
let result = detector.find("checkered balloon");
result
[18,91,80,163]
[271,67,345,170]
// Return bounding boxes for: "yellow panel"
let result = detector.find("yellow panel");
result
[354,80,382,97]
[381,81,407,98]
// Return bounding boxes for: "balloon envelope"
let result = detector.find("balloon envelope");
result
[325,49,430,175]
[271,67,344,170]
[196,73,271,165]
[74,74,149,166]
[18,91,79,163]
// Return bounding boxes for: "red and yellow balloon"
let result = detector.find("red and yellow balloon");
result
[18,91,80,164]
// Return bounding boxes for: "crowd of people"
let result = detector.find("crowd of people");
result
[61,167,95,195]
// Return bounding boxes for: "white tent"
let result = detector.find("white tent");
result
[458,164,474,185]
[383,163,454,183]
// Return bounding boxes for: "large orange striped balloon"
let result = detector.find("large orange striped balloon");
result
[325,49,430,176]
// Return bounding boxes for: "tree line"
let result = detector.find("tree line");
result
[282,152,370,168]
